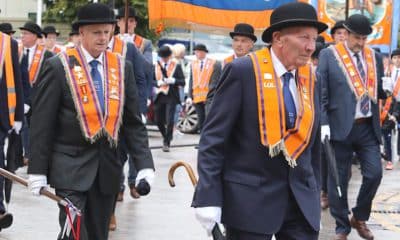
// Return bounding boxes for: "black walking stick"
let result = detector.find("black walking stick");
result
[323,136,342,197]
[169,161,226,240]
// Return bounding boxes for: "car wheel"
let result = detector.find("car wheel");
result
[177,104,198,134]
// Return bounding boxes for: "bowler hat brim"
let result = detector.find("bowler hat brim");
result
[229,32,257,42]
[342,23,372,36]
[262,19,328,43]
[72,19,117,30]
[19,27,42,38]
[3,30,16,34]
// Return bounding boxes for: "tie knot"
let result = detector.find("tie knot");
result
[354,53,361,60]
[283,72,292,84]
[89,60,99,69]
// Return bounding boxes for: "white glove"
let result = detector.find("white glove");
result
[157,80,167,87]
[321,125,331,141]
[147,99,151,107]
[195,206,221,236]
[12,121,22,134]
[24,104,30,114]
[165,77,176,84]
[28,174,47,196]
[186,97,193,106]
[141,113,147,124]
[135,168,155,188]
[382,76,393,93]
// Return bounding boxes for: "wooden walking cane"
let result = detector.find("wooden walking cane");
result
[0,168,82,240]
[168,161,226,240]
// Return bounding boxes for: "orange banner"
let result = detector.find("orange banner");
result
[318,0,392,45]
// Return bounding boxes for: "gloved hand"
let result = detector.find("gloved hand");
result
[24,104,30,114]
[135,168,155,188]
[141,113,147,124]
[195,206,221,236]
[186,97,193,106]
[165,77,176,84]
[157,80,167,87]
[12,121,22,134]
[28,174,47,196]
[321,125,331,141]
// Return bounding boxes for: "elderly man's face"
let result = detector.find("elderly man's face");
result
[347,32,368,53]
[272,26,318,70]
[232,36,254,57]
[20,30,38,48]
[80,24,112,58]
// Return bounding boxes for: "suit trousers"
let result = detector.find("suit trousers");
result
[194,102,205,132]
[154,101,176,145]
[56,174,115,240]
[225,191,318,240]
[328,121,382,235]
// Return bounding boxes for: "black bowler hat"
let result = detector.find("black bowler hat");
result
[193,44,208,53]
[262,2,328,43]
[72,3,117,29]
[330,20,346,36]
[343,14,372,36]
[158,45,172,58]
[42,26,60,37]
[116,7,139,20]
[69,24,79,36]
[229,23,257,42]
[391,49,400,59]
[0,23,16,34]
[19,21,42,38]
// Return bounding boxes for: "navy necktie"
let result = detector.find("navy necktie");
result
[354,53,369,115]
[89,60,104,113]
[282,72,297,129]
[200,61,204,71]
[21,49,29,71]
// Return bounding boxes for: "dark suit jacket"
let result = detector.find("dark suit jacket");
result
[21,48,53,106]
[153,62,185,104]
[125,42,147,113]
[191,56,321,234]
[204,61,222,114]
[0,38,24,131]
[28,54,154,195]
[318,46,386,141]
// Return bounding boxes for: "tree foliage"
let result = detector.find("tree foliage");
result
[43,0,158,42]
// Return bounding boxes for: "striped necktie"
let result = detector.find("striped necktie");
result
[354,53,369,115]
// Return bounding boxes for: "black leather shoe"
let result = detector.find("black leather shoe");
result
[0,213,13,229]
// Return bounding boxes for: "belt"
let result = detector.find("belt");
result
[354,117,372,124]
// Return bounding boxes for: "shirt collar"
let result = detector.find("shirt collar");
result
[81,46,104,66]
[270,48,296,78]
[108,37,114,50]
[25,44,37,53]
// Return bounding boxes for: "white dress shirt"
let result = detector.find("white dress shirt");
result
[346,44,372,119]
[24,45,37,69]
[270,48,299,111]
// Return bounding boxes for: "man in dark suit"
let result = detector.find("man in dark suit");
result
[205,23,256,114]
[154,45,185,152]
[27,3,154,240]
[116,6,153,113]
[19,21,53,165]
[186,44,221,128]
[192,2,327,239]
[318,14,386,240]
[0,32,24,231]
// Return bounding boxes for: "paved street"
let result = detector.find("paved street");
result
[0,129,399,239]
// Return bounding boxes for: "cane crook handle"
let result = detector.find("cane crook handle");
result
[168,161,198,187]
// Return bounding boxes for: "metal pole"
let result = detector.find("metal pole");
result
[36,0,43,26]
[345,0,349,20]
